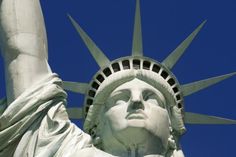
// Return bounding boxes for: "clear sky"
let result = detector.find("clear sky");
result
[1,0,236,156]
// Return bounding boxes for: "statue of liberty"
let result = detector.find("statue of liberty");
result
[0,0,235,156]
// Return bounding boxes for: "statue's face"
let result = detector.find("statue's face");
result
[100,78,170,147]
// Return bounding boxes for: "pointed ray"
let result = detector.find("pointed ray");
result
[68,15,110,68]
[132,0,143,56]
[185,112,236,124]
[181,72,236,96]
[66,107,83,119]
[162,20,207,69]
[62,81,89,94]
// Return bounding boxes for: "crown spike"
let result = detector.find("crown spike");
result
[181,72,236,96]
[162,20,207,69]
[68,15,110,68]
[184,112,236,124]
[62,81,89,94]
[66,107,83,119]
[132,0,143,56]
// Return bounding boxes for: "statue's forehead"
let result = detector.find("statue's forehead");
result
[110,78,166,102]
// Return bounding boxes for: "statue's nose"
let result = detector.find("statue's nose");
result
[129,90,144,110]
[130,101,144,110]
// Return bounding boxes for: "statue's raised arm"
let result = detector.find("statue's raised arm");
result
[0,0,51,104]
[0,1,94,157]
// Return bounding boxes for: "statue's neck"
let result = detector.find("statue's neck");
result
[102,145,165,157]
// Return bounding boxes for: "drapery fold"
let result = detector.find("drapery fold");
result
[0,74,93,157]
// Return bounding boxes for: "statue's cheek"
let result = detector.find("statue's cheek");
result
[103,105,128,132]
[146,108,170,146]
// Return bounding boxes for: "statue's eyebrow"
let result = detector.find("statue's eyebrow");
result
[110,89,130,98]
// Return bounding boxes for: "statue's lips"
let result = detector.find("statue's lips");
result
[126,110,148,120]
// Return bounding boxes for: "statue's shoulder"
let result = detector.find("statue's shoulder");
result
[70,146,114,157]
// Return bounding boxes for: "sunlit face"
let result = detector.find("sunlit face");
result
[99,78,170,147]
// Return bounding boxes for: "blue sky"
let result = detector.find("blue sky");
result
[1,0,236,156]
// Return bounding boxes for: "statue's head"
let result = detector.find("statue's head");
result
[96,78,176,154]
[82,56,186,154]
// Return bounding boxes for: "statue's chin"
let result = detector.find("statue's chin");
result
[100,120,167,156]
[126,119,147,128]
[125,119,169,145]
[112,124,163,147]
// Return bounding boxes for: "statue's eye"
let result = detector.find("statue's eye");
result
[143,90,156,101]
[113,91,130,103]
[142,90,164,108]
[106,90,130,108]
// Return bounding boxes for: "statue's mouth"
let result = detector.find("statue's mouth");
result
[126,110,148,120]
